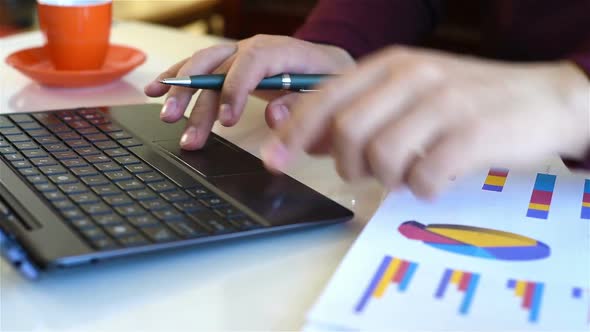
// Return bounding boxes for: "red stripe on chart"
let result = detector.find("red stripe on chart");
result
[458,272,472,291]
[489,169,509,177]
[392,260,410,283]
[530,190,553,205]
[583,193,590,203]
[523,282,536,309]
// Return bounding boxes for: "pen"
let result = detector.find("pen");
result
[159,74,333,92]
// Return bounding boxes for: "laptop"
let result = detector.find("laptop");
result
[0,104,353,279]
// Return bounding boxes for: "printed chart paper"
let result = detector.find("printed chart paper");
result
[307,168,590,331]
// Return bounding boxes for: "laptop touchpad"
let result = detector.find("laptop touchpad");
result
[155,138,264,177]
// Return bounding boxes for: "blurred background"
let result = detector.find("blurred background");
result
[0,0,482,53]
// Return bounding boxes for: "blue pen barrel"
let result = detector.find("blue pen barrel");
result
[190,74,333,91]
[190,74,225,89]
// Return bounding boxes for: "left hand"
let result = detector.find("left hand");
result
[261,46,590,199]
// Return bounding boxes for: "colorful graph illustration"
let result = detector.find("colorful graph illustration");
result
[482,168,509,192]
[572,287,590,323]
[355,255,418,313]
[435,268,480,315]
[526,173,556,219]
[399,221,550,260]
[507,279,544,323]
[581,180,590,219]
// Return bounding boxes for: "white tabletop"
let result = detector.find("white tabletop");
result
[0,22,384,331]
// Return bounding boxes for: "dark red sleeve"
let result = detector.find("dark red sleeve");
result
[294,0,443,59]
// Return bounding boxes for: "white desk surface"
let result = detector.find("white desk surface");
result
[0,22,384,331]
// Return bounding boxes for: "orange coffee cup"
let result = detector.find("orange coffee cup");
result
[37,0,112,71]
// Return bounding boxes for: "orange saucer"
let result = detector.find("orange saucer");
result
[5,44,146,88]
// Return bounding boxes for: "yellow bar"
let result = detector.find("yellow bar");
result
[450,270,462,284]
[515,281,526,296]
[485,175,507,187]
[373,258,401,298]
[582,202,590,207]
[528,203,550,211]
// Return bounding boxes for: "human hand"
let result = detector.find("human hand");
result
[261,46,590,199]
[144,35,354,150]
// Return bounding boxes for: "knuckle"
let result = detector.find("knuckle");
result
[366,139,395,185]
[407,61,444,82]
[385,45,410,57]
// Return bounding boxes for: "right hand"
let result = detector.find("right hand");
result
[144,35,355,150]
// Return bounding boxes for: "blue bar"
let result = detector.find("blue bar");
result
[527,209,548,219]
[584,179,590,193]
[398,262,418,291]
[507,279,517,289]
[572,287,582,298]
[482,184,503,192]
[459,273,480,315]
[581,207,590,220]
[533,174,556,192]
[435,269,452,298]
[354,256,392,313]
[529,283,544,323]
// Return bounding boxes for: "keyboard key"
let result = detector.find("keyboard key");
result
[60,183,89,195]
[19,168,40,176]
[85,133,109,142]
[85,154,110,163]
[140,198,171,211]
[48,124,71,133]
[71,166,98,177]
[125,163,152,174]
[39,165,68,176]
[69,120,91,129]
[93,214,124,227]
[70,193,100,205]
[199,196,226,208]
[103,194,133,206]
[11,160,31,169]
[128,215,160,228]
[0,127,23,135]
[80,202,111,215]
[49,174,77,185]
[214,206,244,218]
[30,157,58,167]
[153,208,183,221]
[106,224,138,238]
[52,151,78,160]
[190,211,235,234]
[4,153,24,162]
[104,148,128,157]
[22,149,49,159]
[0,117,14,128]
[28,129,52,138]
[118,138,142,147]
[0,140,10,148]
[91,237,117,250]
[161,190,191,203]
[115,204,145,217]
[77,147,101,156]
[118,234,148,247]
[0,147,16,155]
[13,141,39,150]
[71,218,94,229]
[95,141,120,150]
[57,132,81,141]
[90,118,110,125]
[61,158,87,168]
[108,131,132,140]
[77,127,99,135]
[35,182,57,193]
[115,179,145,191]
[27,175,48,184]
[142,226,177,243]
[98,123,123,133]
[44,191,66,202]
[34,136,60,144]
[104,170,133,182]
[173,200,205,213]
[81,226,106,239]
[43,143,68,152]
[114,155,141,165]
[66,139,91,149]
[186,186,212,198]
[18,122,42,130]
[167,221,207,238]
[91,184,121,196]
[95,162,122,172]
[128,189,157,201]
[136,172,164,184]
[33,113,61,125]
[9,114,33,123]
[229,217,263,231]
[54,200,75,211]
[148,180,176,193]
[81,175,109,186]
[62,207,86,220]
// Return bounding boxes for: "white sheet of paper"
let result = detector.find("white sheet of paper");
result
[306,165,590,331]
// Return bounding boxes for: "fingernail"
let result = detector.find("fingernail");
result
[161,97,177,119]
[218,104,233,124]
[272,105,289,124]
[260,137,290,171]
[180,126,198,147]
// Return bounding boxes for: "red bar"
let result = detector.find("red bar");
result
[489,169,509,177]
[392,260,410,283]
[458,272,472,291]
[523,282,536,309]
[583,193,590,203]
[530,190,553,205]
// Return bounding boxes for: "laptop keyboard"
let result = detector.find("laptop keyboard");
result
[0,109,263,251]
